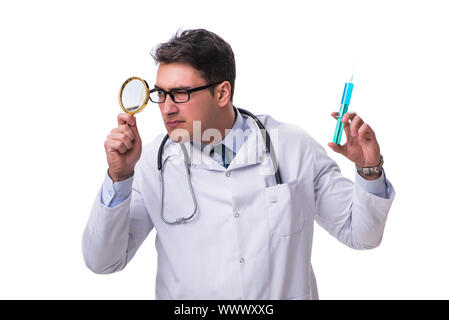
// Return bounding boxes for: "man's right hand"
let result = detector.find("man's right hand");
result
[104,113,142,182]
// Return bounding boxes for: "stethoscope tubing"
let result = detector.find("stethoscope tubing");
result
[158,107,281,224]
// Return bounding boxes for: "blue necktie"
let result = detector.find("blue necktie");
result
[221,144,228,168]
[210,144,231,168]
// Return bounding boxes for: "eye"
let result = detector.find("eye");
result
[172,89,189,101]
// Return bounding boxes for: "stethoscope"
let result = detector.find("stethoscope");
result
[157,107,282,225]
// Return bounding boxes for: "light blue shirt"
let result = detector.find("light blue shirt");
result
[101,109,389,207]
[193,107,247,167]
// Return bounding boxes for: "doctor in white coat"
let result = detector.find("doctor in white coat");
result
[82,29,395,300]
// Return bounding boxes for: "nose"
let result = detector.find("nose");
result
[160,95,178,116]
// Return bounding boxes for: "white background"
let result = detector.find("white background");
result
[0,0,448,299]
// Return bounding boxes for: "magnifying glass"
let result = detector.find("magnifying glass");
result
[118,76,150,115]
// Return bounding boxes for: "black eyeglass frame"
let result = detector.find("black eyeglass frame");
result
[149,82,222,104]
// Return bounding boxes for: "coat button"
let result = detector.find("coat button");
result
[225,172,231,177]
[240,258,245,263]
[234,212,240,218]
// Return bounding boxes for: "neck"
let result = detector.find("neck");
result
[204,103,235,144]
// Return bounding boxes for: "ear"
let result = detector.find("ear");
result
[215,81,232,107]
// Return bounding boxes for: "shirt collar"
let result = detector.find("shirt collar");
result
[192,106,246,155]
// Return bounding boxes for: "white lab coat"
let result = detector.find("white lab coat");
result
[82,114,395,299]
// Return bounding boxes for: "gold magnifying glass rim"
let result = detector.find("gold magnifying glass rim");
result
[118,76,150,115]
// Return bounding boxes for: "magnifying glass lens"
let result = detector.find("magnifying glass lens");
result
[119,78,149,113]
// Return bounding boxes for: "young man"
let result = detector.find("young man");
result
[82,29,395,299]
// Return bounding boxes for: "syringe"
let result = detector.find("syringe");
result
[332,74,354,145]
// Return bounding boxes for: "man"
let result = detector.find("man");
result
[82,29,395,299]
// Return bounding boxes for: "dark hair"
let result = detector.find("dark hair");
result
[151,29,236,101]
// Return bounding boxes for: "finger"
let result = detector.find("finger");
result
[105,139,126,154]
[350,115,364,137]
[331,112,339,119]
[109,132,133,150]
[340,111,356,141]
[119,115,141,144]
[118,113,136,127]
[329,111,350,142]
[129,122,142,144]
[327,142,345,155]
[342,118,351,140]
[341,111,357,124]
[107,139,128,154]
[358,123,376,141]
[112,125,135,142]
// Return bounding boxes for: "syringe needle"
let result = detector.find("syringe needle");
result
[350,64,355,83]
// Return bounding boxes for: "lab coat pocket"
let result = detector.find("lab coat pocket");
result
[265,179,304,236]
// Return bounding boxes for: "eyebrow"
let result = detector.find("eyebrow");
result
[154,84,191,91]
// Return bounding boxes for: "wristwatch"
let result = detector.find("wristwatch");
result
[356,154,384,175]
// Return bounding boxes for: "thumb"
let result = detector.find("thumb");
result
[328,142,345,155]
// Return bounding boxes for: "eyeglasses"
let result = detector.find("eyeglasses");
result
[149,82,221,104]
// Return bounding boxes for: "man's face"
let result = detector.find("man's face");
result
[155,62,218,143]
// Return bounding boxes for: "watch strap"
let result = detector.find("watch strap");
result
[356,154,384,175]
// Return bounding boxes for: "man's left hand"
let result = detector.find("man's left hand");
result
[328,111,381,175]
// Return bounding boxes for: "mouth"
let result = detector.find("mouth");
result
[166,120,185,128]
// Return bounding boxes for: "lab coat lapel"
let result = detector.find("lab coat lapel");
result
[161,114,267,171]
[228,115,266,170]
[181,141,225,171]
[159,139,181,166]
